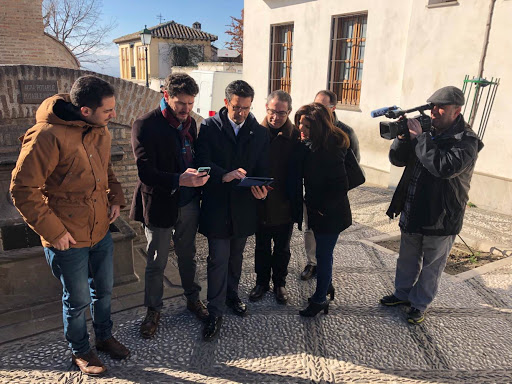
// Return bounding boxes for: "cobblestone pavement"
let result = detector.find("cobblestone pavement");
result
[1,186,511,383]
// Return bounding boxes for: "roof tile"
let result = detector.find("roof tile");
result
[113,21,218,44]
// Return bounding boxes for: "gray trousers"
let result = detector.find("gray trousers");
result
[143,197,201,311]
[303,202,317,266]
[206,237,247,317]
[394,231,456,311]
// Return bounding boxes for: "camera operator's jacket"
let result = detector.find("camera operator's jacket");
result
[386,115,483,236]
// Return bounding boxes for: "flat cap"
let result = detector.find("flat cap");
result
[427,86,465,106]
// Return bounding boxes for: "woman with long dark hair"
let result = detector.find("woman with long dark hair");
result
[295,102,352,317]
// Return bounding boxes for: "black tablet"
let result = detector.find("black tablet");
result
[237,177,274,187]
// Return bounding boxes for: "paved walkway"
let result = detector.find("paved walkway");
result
[1,186,511,383]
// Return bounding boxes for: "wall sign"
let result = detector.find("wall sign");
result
[19,80,58,104]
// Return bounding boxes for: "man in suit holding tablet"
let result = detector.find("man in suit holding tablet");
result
[194,80,269,341]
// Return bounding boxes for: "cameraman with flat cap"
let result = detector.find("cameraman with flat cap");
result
[380,86,483,324]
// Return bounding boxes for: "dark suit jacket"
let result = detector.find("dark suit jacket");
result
[335,116,360,162]
[129,107,197,228]
[259,117,301,227]
[195,107,269,238]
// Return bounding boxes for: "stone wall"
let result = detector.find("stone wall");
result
[0,0,79,68]
[0,65,162,234]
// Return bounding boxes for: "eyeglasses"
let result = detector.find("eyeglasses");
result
[266,109,289,117]
[228,101,252,113]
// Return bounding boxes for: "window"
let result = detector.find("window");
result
[120,47,130,79]
[269,23,294,94]
[129,44,135,78]
[428,0,457,4]
[328,13,367,107]
[137,46,146,81]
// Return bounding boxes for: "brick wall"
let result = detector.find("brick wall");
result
[0,65,162,238]
[0,0,79,68]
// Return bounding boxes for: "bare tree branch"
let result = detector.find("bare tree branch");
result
[42,0,117,65]
[225,9,243,59]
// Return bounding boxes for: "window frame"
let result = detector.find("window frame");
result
[327,12,368,109]
[427,0,458,6]
[268,23,294,94]
[137,45,146,81]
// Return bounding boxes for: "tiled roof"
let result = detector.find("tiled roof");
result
[113,21,218,44]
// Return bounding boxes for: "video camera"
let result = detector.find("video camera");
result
[371,103,433,140]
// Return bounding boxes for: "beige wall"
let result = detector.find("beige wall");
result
[0,0,79,69]
[117,37,215,83]
[244,0,512,214]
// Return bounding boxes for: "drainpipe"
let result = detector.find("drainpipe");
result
[470,0,496,127]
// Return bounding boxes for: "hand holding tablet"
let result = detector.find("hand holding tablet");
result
[237,177,274,188]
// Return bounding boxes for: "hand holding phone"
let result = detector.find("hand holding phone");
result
[197,166,211,177]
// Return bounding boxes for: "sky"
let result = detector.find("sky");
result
[85,0,244,77]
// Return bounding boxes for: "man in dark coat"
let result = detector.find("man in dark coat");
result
[249,90,300,304]
[380,86,484,324]
[195,80,269,341]
[130,73,210,339]
[300,89,361,281]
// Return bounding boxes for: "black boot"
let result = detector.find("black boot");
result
[308,284,335,302]
[299,301,329,317]
[327,284,335,301]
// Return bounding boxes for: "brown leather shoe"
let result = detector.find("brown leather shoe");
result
[95,336,130,360]
[187,299,209,321]
[140,308,160,338]
[72,349,106,375]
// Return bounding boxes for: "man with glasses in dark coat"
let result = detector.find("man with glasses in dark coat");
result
[249,90,300,305]
[195,80,269,341]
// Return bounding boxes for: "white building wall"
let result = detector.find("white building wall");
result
[244,0,413,186]
[463,0,512,212]
[397,0,512,212]
[244,0,512,214]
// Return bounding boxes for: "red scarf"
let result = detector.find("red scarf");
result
[160,98,194,166]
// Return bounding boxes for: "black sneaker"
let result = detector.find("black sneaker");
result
[407,307,425,325]
[380,294,410,307]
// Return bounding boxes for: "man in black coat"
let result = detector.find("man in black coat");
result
[380,86,483,325]
[195,80,269,341]
[249,90,300,305]
[300,89,361,281]
[130,73,210,339]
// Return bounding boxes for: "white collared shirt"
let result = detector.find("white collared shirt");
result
[228,116,246,136]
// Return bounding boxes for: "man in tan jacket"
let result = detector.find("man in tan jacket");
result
[10,76,129,376]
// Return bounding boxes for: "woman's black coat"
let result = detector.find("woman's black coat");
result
[303,143,352,234]
[194,107,269,238]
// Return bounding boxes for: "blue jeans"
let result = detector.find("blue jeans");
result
[44,232,114,355]
[311,232,340,303]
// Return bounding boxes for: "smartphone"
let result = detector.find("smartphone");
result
[197,166,211,177]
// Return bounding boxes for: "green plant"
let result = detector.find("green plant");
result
[467,202,477,208]
[469,251,480,264]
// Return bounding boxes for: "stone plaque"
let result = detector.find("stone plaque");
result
[19,80,58,104]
